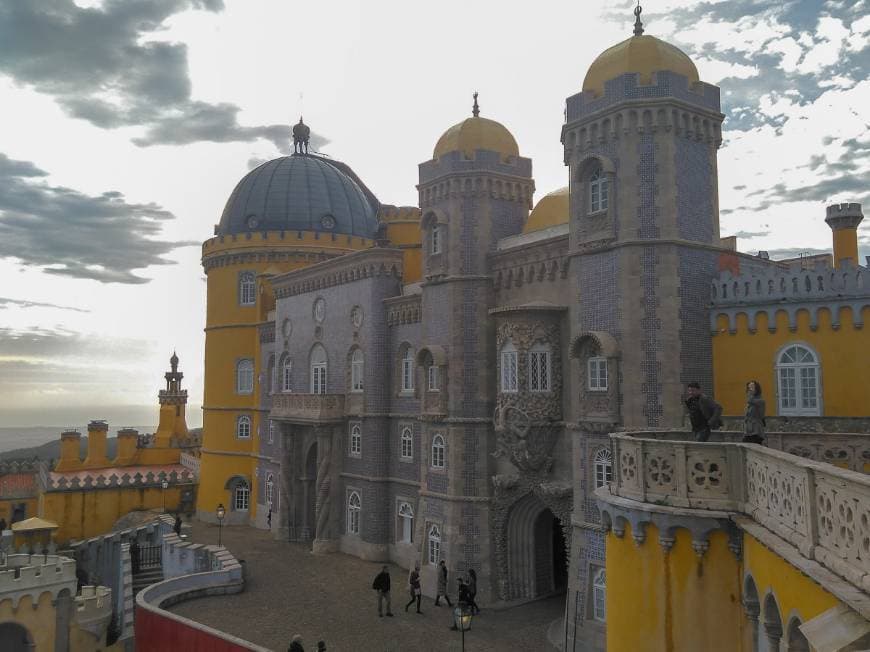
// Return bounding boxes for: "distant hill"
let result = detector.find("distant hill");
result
[0,428,202,464]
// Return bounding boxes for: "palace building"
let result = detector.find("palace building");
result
[194,7,869,650]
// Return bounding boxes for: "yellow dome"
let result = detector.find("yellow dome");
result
[433,116,519,160]
[583,34,699,97]
[524,187,569,234]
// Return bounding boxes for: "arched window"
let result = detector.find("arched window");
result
[347,491,361,534]
[266,355,275,395]
[427,364,440,391]
[594,448,613,488]
[351,349,364,392]
[401,346,415,392]
[236,415,251,439]
[236,359,254,394]
[265,473,274,510]
[400,427,413,460]
[398,502,414,544]
[281,357,293,393]
[428,524,441,564]
[268,420,275,444]
[239,271,256,305]
[589,167,608,214]
[234,482,250,511]
[431,434,445,469]
[349,423,362,457]
[588,357,608,391]
[529,342,551,392]
[500,341,518,393]
[786,617,809,652]
[310,344,327,394]
[592,568,606,621]
[776,344,820,416]
[431,224,441,254]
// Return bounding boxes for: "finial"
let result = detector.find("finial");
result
[633,2,644,36]
[472,91,480,117]
[170,350,179,372]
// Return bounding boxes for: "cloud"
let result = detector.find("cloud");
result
[731,230,771,239]
[764,246,833,259]
[0,153,197,283]
[0,327,153,360]
[0,0,326,152]
[0,297,89,313]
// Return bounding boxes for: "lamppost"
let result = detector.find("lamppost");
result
[452,603,473,651]
[161,480,169,512]
[216,503,226,547]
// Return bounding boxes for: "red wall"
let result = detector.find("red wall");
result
[136,606,259,652]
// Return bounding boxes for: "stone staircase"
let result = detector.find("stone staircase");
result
[132,567,164,597]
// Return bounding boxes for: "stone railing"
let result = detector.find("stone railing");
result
[607,433,870,596]
[271,393,346,423]
[179,452,200,478]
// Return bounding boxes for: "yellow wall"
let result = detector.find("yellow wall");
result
[382,207,422,284]
[607,523,742,652]
[713,306,870,416]
[832,228,859,267]
[0,591,57,651]
[0,497,38,524]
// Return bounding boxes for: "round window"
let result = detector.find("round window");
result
[321,214,336,230]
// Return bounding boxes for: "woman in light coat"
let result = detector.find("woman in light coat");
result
[742,380,766,445]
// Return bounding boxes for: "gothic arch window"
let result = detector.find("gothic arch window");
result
[529,342,551,392]
[588,357,608,391]
[427,523,441,564]
[265,473,274,510]
[400,345,415,392]
[400,427,413,461]
[349,423,362,457]
[427,363,440,391]
[310,344,327,394]
[776,344,821,416]
[233,481,250,511]
[236,415,251,439]
[592,567,606,622]
[236,359,254,394]
[500,341,518,393]
[594,448,613,488]
[350,348,364,392]
[238,271,256,306]
[268,420,275,444]
[589,167,609,214]
[266,355,275,395]
[431,434,446,469]
[347,491,361,534]
[431,223,442,254]
[397,501,414,544]
[281,356,293,393]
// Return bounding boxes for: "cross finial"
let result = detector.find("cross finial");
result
[633,2,644,36]
[472,91,480,117]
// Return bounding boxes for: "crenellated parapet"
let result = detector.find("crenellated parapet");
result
[384,293,422,326]
[74,584,113,638]
[0,458,40,476]
[271,247,403,299]
[44,466,194,493]
[710,258,870,333]
[0,554,76,609]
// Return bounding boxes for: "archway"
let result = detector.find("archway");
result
[303,441,318,542]
[0,622,35,652]
[506,494,567,600]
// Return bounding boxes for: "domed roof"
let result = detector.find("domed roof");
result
[523,187,569,234]
[218,154,379,238]
[433,93,518,160]
[583,34,698,98]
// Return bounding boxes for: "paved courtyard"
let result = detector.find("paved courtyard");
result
[168,521,563,651]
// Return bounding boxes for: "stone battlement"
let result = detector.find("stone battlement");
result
[75,584,112,623]
[826,202,864,219]
[0,554,77,609]
[44,467,194,493]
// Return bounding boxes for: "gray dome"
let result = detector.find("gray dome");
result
[218,154,379,238]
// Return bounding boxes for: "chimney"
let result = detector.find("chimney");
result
[55,429,82,472]
[83,420,110,469]
[115,428,139,466]
[826,203,864,268]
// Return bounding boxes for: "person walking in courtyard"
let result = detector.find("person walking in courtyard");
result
[287,634,304,651]
[372,565,394,617]
[742,380,766,445]
[405,562,423,614]
[684,381,723,442]
[450,577,472,630]
[467,568,480,615]
[173,513,182,536]
[435,560,453,607]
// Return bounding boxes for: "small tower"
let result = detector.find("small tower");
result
[154,351,189,447]
[825,203,864,267]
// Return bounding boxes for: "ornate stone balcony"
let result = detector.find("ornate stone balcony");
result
[271,393,346,423]
[600,433,870,607]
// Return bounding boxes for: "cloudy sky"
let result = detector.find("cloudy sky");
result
[0,0,867,428]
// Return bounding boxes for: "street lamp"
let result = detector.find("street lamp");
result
[161,480,169,512]
[452,603,473,651]
[216,503,226,547]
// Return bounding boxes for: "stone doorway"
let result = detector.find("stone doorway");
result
[0,623,35,652]
[506,493,568,600]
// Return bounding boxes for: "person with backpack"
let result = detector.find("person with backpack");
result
[684,382,722,442]
[372,565,394,617]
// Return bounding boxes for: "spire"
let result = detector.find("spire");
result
[170,350,179,373]
[633,2,644,36]
[472,91,480,118]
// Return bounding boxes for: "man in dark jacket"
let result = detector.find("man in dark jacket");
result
[372,565,394,617]
[685,382,723,442]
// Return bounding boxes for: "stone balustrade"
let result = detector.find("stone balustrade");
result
[606,433,870,596]
[179,452,200,478]
[271,393,346,423]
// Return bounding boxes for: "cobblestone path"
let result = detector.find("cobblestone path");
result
[168,521,563,651]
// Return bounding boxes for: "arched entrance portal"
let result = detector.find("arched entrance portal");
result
[0,622,35,652]
[507,493,568,600]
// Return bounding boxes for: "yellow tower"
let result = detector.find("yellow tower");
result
[825,202,864,267]
[196,134,379,524]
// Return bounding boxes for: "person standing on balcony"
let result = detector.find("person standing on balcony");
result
[685,382,723,442]
[742,380,766,445]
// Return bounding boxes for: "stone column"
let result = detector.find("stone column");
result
[312,426,337,554]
